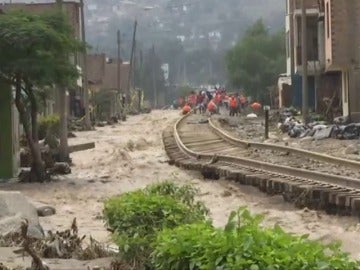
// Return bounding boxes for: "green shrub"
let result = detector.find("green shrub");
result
[38,114,60,140]
[152,208,360,270]
[103,186,208,267]
[144,181,209,217]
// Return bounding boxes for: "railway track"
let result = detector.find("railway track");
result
[163,113,360,217]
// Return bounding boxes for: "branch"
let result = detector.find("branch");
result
[20,220,50,270]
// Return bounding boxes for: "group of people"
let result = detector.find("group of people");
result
[180,88,256,117]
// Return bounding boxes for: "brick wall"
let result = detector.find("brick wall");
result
[325,0,360,71]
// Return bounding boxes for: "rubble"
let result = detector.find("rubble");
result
[0,218,114,261]
[36,206,56,217]
[278,108,360,142]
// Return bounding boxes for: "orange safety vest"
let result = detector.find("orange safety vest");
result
[250,102,262,110]
[182,104,191,114]
[207,101,216,112]
[229,98,237,108]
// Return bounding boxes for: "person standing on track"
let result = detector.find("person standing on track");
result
[182,103,191,115]
[207,99,217,115]
[229,95,238,117]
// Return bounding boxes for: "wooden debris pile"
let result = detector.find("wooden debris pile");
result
[0,218,114,262]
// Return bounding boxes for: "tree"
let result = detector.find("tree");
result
[226,19,285,102]
[0,10,83,182]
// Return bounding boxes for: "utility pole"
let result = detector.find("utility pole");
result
[56,0,69,162]
[127,20,137,105]
[117,30,121,116]
[117,30,121,93]
[152,45,157,109]
[133,39,137,89]
[138,49,143,112]
[301,0,309,123]
[80,0,91,129]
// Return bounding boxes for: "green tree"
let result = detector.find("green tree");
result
[226,19,285,102]
[0,10,83,182]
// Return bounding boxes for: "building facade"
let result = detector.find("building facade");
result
[285,0,360,120]
[87,54,131,119]
[0,83,20,180]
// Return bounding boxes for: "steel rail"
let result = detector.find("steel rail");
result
[208,117,360,170]
[174,114,360,189]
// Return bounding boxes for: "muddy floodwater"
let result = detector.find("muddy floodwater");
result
[2,110,360,268]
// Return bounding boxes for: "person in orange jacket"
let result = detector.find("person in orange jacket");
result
[239,94,247,109]
[207,100,217,115]
[229,95,238,117]
[182,104,191,115]
[250,102,262,111]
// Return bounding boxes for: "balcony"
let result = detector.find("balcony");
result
[294,13,324,75]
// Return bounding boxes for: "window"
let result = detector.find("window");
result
[326,2,330,38]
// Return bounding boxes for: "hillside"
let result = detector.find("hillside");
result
[8,0,285,54]
[85,0,286,55]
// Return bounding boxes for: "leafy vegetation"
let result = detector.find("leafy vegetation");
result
[145,181,209,216]
[152,208,360,270]
[103,182,209,267]
[38,114,60,140]
[105,182,359,269]
[0,9,83,181]
[226,19,285,102]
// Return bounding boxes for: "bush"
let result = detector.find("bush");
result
[103,183,209,268]
[152,208,360,270]
[38,114,60,140]
[144,181,209,217]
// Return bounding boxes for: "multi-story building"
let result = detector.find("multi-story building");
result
[285,0,360,120]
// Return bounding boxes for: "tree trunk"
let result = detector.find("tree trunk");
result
[25,83,38,141]
[15,78,46,182]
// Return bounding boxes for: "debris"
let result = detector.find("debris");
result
[221,190,232,197]
[278,107,360,141]
[36,206,56,217]
[68,132,77,138]
[345,145,360,155]
[334,115,349,125]
[0,218,114,261]
[246,113,258,119]
[338,124,360,140]
[313,126,334,140]
[48,162,71,175]
[20,219,50,270]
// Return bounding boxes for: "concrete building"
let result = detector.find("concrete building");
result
[285,0,360,120]
[0,83,20,180]
[86,54,130,93]
[86,54,131,118]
